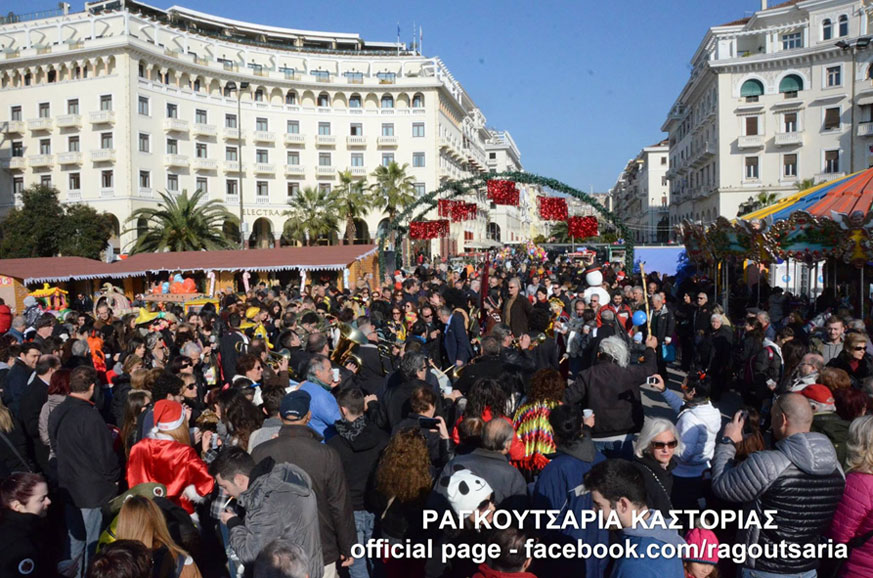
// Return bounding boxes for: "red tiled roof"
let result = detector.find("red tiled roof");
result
[0,245,378,284]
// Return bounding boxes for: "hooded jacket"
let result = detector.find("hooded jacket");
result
[660,389,722,478]
[228,460,323,578]
[711,432,845,573]
[326,416,388,511]
[829,471,873,578]
[612,522,686,578]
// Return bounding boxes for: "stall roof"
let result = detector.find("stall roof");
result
[0,245,378,285]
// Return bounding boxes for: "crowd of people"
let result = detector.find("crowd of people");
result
[0,253,869,578]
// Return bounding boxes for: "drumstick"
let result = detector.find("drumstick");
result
[639,261,651,335]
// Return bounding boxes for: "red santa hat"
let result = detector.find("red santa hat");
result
[801,384,835,412]
[152,400,186,434]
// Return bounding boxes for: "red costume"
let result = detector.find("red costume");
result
[127,438,213,515]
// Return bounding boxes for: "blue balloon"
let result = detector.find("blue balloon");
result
[173,274,183,283]
[632,310,647,326]
[161,282,170,294]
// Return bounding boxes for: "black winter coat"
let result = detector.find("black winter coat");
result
[326,418,389,511]
[827,351,873,388]
[251,424,356,566]
[0,511,50,577]
[17,376,49,472]
[47,396,120,508]
[633,454,676,517]
[564,347,657,438]
[0,417,33,476]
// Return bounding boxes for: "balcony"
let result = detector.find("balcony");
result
[737,135,764,149]
[253,163,275,174]
[224,161,242,172]
[284,133,305,145]
[223,128,243,140]
[858,122,873,137]
[100,188,114,198]
[163,118,190,133]
[192,123,217,137]
[29,154,54,168]
[316,135,336,146]
[138,187,153,197]
[56,114,82,128]
[255,195,270,205]
[225,195,240,204]
[164,154,189,167]
[0,157,26,170]
[90,149,115,162]
[3,120,25,133]
[57,152,83,165]
[347,135,367,147]
[192,158,218,171]
[317,165,335,176]
[67,191,82,201]
[815,171,845,183]
[28,118,52,131]
[253,131,276,143]
[284,164,305,176]
[89,110,115,125]
[350,166,367,176]
[775,131,804,145]
[377,136,398,146]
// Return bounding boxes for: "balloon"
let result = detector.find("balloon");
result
[161,282,170,294]
[173,274,183,284]
[632,310,647,327]
[151,286,162,295]
[170,282,183,294]
[182,278,196,292]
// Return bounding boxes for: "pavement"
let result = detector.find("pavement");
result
[641,364,743,427]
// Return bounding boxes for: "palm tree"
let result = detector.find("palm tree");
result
[370,162,416,246]
[124,189,237,253]
[549,221,570,243]
[796,178,815,192]
[336,170,374,245]
[283,186,340,246]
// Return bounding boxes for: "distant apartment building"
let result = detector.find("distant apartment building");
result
[611,140,670,244]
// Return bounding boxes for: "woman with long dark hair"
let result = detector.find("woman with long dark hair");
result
[0,472,52,577]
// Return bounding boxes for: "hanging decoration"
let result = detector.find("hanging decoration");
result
[537,196,568,221]
[567,216,598,238]
[438,199,477,222]
[486,180,520,206]
[409,220,450,240]
[437,199,455,219]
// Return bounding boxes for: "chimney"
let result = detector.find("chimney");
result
[761,0,767,10]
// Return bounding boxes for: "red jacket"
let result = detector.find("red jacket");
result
[127,437,214,514]
[472,563,537,578]
[0,304,11,334]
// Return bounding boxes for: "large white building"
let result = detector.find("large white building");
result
[662,0,873,229]
[611,140,670,244]
[0,0,529,254]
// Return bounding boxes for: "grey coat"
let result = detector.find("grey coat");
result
[435,448,527,511]
[228,462,323,578]
[711,432,845,573]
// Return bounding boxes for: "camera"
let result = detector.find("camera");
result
[646,376,659,386]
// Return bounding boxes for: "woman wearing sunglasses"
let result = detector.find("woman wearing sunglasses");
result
[826,331,873,389]
[632,417,681,517]
[650,371,722,513]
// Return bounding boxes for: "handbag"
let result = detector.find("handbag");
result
[821,527,873,578]
[661,343,676,363]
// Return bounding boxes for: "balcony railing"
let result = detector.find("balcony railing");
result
[252,131,276,143]
[57,151,82,165]
[89,110,115,125]
[56,114,82,128]
[224,161,242,172]
[3,120,25,133]
[316,135,336,146]
[100,188,114,198]
[90,149,115,162]
[223,128,243,140]
[377,136,398,146]
[27,118,52,131]
[350,166,367,176]
[255,195,270,204]
[284,133,305,145]
[164,154,190,167]
[858,122,873,137]
[737,135,764,149]
[163,118,190,132]
[29,154,53,167]
[253,163,275,174]
[347,135,367,147]
[67,190,82,201]
[0,157,27,170]
[284,164,305,176]
[192,123,217,137]
[138,187,153,197]
[192,158,218,171]
[775,131,804,145]
[317,165,335,175]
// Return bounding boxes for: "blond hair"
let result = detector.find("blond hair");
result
[116,495,190,562]
[847,415,873,474]
[0,399,12,433]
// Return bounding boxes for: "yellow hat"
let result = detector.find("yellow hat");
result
[134,309,161,325]
[245,307,261,320]
[239,320,256,330]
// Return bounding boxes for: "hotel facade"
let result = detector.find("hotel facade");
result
[0,0,533,254]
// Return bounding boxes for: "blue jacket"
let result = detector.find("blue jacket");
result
[443,312,473,365]
[298,381,341,441]
[610,525,685,578]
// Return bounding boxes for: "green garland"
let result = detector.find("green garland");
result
[376,171,634,276]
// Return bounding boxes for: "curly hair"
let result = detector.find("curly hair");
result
[376,430,432,504]
[222,391,264,449]
[465,378,509,420]
[527,369,566,403]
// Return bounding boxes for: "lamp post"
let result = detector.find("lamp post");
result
[837,37,870,174]
[226,80,250,249]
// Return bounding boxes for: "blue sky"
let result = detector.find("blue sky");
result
[66,0,765,190]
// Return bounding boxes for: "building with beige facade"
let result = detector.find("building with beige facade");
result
[0,0,529,255]
[611,140,670,244]
[662,0,873,230]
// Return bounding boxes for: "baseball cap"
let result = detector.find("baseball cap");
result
[280,390,311,420]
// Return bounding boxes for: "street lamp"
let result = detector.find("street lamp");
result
[837,37,871,173]
[226,80,250,249]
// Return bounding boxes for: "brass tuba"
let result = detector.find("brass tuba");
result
[331,323,368,364]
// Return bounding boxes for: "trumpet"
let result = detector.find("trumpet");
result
[339,350,363,368]
[512,333,547,350]
[234,341,249,354]
[267,348,293,369]
[429,359,465,382]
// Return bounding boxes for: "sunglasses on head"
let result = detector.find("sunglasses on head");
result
[651,440,678,450]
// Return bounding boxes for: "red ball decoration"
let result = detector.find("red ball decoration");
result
[567,216,598,238]
[538,196,568,221]
[409,220,450,239]
[486,180,520,206]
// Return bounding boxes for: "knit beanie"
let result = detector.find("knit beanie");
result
[684,528,719,565]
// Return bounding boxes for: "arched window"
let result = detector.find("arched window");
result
[381,94,394,109]
[868,64,873,80]
[823,18,833,40]
[779,74,803,96]
[740,79,764,101]
[285,90,297,105]
[349,94,362,108]
[412,93,424,108]
[317,92,329,107]
[839,14,848,37]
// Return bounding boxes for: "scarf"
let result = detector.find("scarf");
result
[334,416,367,442]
